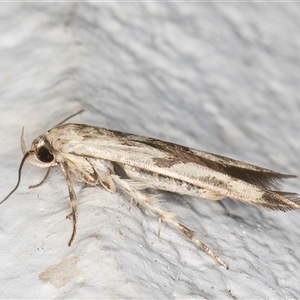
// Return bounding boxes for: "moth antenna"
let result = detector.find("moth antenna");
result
[0,151,32,205]
[57,109,84,126]
[20,126,27,155]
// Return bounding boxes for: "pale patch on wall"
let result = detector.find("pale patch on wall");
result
[39,256,80,288]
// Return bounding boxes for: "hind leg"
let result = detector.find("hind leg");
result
[111,175,228,269]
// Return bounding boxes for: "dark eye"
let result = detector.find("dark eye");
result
[37,146,54,163]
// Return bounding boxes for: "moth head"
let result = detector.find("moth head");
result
[1,110,84,206]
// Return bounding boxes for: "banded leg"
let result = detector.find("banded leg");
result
[112,175,228,269]
[59,162,78,246]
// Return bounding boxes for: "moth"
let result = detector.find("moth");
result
[1,110,299,269]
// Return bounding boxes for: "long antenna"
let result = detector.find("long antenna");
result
[57,109,84,126]
[0,151,32,205]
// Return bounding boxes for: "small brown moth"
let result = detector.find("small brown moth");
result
[1,110,299,269]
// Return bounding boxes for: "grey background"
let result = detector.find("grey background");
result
[0,3,299,299]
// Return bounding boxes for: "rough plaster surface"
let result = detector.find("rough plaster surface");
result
[0,3,299,299]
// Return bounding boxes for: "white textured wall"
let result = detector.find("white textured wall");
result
[0,3,299,299]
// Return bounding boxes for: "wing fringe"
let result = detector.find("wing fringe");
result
[258,191,300,211]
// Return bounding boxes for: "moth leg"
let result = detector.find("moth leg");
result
[157,218,162,237]
[128,197,134,211]
[86,158,116,193]
[59,162,78,247]
[29,167,51,189]
[98,169,116,193]
[111,175,228,269]
[65,212,72,219]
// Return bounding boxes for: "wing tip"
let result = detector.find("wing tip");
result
[262,191,300,211]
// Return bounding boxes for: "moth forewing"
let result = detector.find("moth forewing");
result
[47,124,299,210]
[1,121,299,270]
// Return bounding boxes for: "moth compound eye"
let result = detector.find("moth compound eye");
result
[37,146,54,163]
